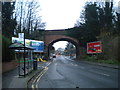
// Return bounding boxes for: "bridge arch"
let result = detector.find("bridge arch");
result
[44,30,80,60]
[47,37,80,59]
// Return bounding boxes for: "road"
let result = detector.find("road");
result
[31,55,118,88]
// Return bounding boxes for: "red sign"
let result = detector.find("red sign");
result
[87,41,102,54]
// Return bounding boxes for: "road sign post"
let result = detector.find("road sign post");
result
[19,33,26,76]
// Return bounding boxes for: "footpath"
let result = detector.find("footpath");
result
[2,60,52,89]
[2,60,18,73]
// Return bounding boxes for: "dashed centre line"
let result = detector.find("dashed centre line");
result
[89,70,110,77]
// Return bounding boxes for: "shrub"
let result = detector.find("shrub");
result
[83,55,97,61]
[83,55,120,65]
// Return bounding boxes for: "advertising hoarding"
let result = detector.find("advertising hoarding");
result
[30,40,44,52]
[87,41,102,54]
[12,37,44,52]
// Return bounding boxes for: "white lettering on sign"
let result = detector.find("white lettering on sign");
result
[94,45,100,47]
[32,42,41,46]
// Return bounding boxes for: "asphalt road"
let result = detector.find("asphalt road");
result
[31,55,118,88]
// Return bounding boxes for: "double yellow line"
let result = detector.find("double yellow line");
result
[31,67,48,89]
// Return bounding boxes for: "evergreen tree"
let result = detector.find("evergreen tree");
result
[67,2,99,47]
[84,3,100,36]
[67,1,115,46]
[2,2,17,38]
[115,12,120,34]
[98,1,114,35]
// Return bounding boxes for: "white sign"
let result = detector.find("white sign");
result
[18,33,24,41]
[12,37,19,43]
[12,37,44,52]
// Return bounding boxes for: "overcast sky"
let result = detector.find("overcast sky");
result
[39,0,87,30]
[39,0,120,30]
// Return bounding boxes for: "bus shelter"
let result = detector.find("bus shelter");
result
[9,43,34,77]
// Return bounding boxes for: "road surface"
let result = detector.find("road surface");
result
[31,55,118,88]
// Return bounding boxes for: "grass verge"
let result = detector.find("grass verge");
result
[83,55,120,65]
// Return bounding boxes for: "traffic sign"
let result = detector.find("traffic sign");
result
[18,33,24,41]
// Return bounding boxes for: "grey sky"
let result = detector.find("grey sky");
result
[39,0,119,30]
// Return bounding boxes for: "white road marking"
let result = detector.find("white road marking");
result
[46,62,51,67]
[55,63,57,66]
[70,63,78,67]
[89,70,110,77]
[71,63,74,66]
[79,66,85,69]
[13,75,19,77]
[33,76,37,84]
[38,66,44,68]
[74,64,78,66]
[64,56,74,61]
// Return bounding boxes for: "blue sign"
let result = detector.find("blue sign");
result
[30,41,44,52]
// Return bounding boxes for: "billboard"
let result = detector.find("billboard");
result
[12,37,30,46]
[12,37,44,52]
[30,40,44,52]
[87,41,102,54]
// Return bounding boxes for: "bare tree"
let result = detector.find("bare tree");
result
[14,0,46,38]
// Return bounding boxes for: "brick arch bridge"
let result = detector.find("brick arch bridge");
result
[44,30,80,59]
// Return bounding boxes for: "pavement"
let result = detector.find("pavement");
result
[2,60,52,89]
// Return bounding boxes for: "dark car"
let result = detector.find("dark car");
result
[53,54,56,58]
